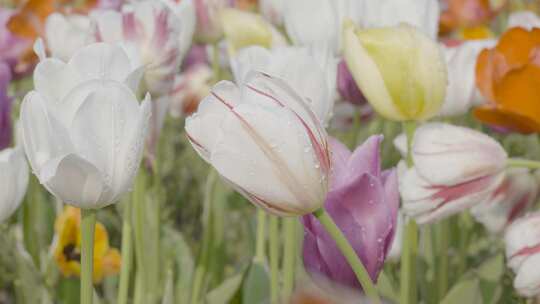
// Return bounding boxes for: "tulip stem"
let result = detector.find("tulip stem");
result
[313,208,381,304]
[437,220,449,300]
[401,121,418,304]
[117,199,133,304]
[269,216,280,304]
[212,42,221,83]
[80,209,97,304]
[282,218,296,302]
[255,209,267,263]
[507,158,540,170]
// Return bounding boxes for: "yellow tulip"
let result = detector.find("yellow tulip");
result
[53,207,121,284]
[343,21,447,121]
[220,8,286,55]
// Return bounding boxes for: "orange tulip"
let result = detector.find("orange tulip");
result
[474,27,540,133]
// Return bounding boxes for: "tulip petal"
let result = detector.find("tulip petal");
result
[185,81,241,161]
[328,137,351,187]
[68,42,133,83]
[40,153,105,209]
[211,102,326,215]
[21,91,74,174]
[34,58,82,106]
[69,82,141,203]
[514,254,540,297]
[0,148,28,222]
[412,123,507,185]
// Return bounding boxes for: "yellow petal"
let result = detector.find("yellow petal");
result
[220,8,273,55]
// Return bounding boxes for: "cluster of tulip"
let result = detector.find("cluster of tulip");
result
[1,0,540,303]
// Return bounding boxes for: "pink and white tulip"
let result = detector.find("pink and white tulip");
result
[397,123,507,224]
[472,168,538,234]
[92,0,190,97]
[185,72,331,216]
[505,213,540,297]
[193,0,231,43]
[169,64,213,118]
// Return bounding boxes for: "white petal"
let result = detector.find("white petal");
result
[505,213,540,270]
[210,102,326,215]
[40,154,105,209]
[514,254,540,297]
[413,123,507,185]
[69,82,141,204]
[20,91,74,175]
[34,58,82,106]
[231,46,272,85]
[91,10,124,42]
[175,0,196,58]
[68,42,133,83]
[45,13,95,61]
[507,11,540,31]
[0,148,28,222]
[185,81,242,161]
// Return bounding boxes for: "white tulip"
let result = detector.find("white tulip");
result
[472,168,538,234]
[231,46,336,125]
[20,43,151,209]
[398,123,507,224]
[505,213,540,297]
[185,72,331,216]
[45,13,95,62]
[507,11,540,31]
[439,39,496,117]
[92,0,189,97]
[358,0,440,40]
[283,0,362,54]
[0,147,28,222]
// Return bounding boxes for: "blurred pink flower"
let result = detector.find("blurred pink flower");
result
[0,63,12,150]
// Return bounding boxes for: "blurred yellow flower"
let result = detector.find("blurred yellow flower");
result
[53,207,121,284]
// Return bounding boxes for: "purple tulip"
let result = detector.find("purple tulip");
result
[302,135,399,289]
[337,60,367,106]
[0,62,12,150]
[0,9,32,77]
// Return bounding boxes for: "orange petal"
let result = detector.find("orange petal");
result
[495,27,540,68]
[475,48,497,101]
[7,0,56,39]
[474,106,540,134]
[493,64,540,121]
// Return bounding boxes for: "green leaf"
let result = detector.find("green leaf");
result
[440,278,481,304]
[242,260,270,304]
[377,271,398,303]
[205,274,243,304]
[476,254,504,282]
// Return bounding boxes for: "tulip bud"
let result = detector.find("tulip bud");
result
[0,63,12,150]
[185,72,331,216]
[45,13,95,62]
[439,39,495,117]
[0,147,29,223]
[21,43,151,209]
[92,0,191,97]
[472,168,538,234]
[343,22,447,122]
[505,213,540,297]
[193,0,230,43]
[231,46,336,125]
[398,123,507,224]
[302,136,399,288]
[220,8,286,55]
[336,59,367,106]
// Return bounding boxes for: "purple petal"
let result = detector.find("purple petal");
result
[0,62,12,150]
[337,60,367,106]
[182,44,209,70]
[333,135,382,188]
[381,169,400,256]
[328,137,351,188]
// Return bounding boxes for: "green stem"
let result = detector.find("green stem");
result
[282,218,296,302]
[132,172,148,304]
[401,121,418,304]
[269,216,280,304]
[212,42,221,83]
[117,199,133,304]
[80,209,97,304]
[507,158,540,170]
[437,220,449,300]
[255,209,267,263]
[313,208,381,304]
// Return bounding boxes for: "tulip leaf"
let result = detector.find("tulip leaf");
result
[475,254,504,282]
[241,260,270,304]
[377,271,398,303]
[440,277,481,304]
[205,274,244,304]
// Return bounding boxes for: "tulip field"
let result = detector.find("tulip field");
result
[2,0,540,303]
